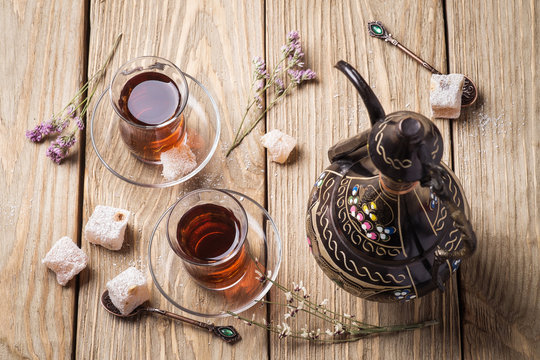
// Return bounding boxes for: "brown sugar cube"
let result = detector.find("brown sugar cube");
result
[42,236,88,286]
[106,267,150,315]
[85,205,130,251]
[260,129,297,164]
[430,74,465,119]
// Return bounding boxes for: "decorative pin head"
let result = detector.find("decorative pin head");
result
[368,21,387,38]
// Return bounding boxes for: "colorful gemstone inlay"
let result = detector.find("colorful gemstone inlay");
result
[350,206,357,216]
[451,259,461,272]
[384,227,396,234]
[370,24,383,35]
[370,202,377,210]
[348,196,353,205]
[362,221,372,231]
[429,192,439,210]
[352,185,359,196]
[376,226,384,233]
[394,288,416,301]
[366,232,377,240]
[316,180,323,187]
[380,233,388,240]
[353,197,359,204]
[362,204,370,214]
[369,213,377,221]
[356,213,364,221]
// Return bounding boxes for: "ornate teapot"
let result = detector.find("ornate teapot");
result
[306,61,476,302]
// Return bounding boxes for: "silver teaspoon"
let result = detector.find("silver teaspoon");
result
[101,290,241,344]
[367,20,478,107]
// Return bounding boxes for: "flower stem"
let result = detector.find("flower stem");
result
[227,310,437,343]
[226,51,297,157]
[53,33,122,121]
[226,83,295,155]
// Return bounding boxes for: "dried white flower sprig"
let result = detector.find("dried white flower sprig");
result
[228,265,437,343]
[226,30,316,156]
[26,34,122,163]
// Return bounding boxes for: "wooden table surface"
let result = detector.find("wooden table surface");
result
[1,1,538,359]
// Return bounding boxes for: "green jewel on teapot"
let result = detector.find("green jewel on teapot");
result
[305,61,477,302]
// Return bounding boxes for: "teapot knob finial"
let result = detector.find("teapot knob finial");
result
[398,117,423,143]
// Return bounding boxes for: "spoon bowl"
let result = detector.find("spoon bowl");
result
[101,290,145,318]
[461,76,478,107]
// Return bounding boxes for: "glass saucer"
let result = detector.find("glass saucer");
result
[90,73,220,188]
[148,190,282,318]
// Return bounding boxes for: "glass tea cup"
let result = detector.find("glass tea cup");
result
[109,56,189,164]
[166,189,251,290]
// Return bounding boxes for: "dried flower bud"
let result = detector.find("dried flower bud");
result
[255,95,264,109]
[46,133,76,164]
[285,291,293,303]
[255,269,266,282]
[274,78,285,95]
[334,323,344,335]
[278,322,292,339]
[255,79,265,92]
[252,56,269,80]
[65,104,76,118]
[287,30,300,42]
[75,116,85,130]
[301,69,317,81]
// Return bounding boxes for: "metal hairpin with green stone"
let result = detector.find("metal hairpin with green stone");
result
[367,20,477,107]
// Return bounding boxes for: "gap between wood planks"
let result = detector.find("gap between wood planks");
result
[71,0,91,358]
[442,1,465,358]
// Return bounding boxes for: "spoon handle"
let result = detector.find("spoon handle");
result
[146,308,241,344]
[367,21,442,75]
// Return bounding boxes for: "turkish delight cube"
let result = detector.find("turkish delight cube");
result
[260,129,297,164]
[161,143,197,181]
[430,74,465,119]
[85,205,130,251]
[42,236,88,286]
[106,267,150,315]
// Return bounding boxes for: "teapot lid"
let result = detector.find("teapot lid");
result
[368,111,443,182]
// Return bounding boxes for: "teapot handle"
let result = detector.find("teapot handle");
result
[420,163,477,291]
[327,130,370,163]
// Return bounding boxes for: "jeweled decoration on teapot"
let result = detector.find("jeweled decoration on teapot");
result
[306,61,477,302]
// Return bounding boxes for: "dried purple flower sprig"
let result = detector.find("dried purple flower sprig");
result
[26,34,122,163]
[227,262,437,343]
[226,30,317,156]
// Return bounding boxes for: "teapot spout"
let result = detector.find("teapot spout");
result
[335,60,385,126]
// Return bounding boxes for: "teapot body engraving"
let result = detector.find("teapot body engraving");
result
[306,61,476,302]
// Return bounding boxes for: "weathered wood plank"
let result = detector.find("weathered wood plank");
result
[0,1,87,359]
[446,1,539,359]
[76,1,267,359]
[266,1,460,358]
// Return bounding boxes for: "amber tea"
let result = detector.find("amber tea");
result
[177,204,241,261]
[115,72,186,163]
[110,57,189,164]
[119,72,181,126]
[173,202,249,290]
